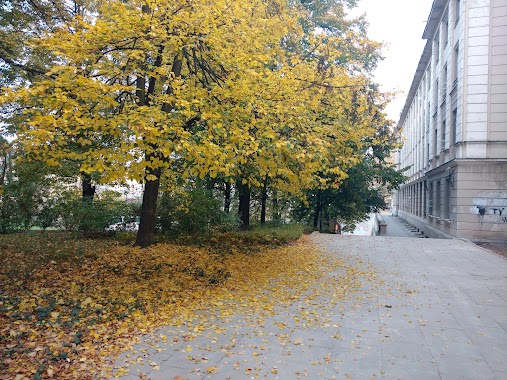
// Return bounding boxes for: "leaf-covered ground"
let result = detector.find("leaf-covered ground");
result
[0,231,364,379]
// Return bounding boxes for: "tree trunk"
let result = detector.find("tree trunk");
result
[206,177,217,191]
[260,178,268,225]
[81,172,95,202]
[272,189,280,222]
[134,45,179,247]
[313,189,322,229]
[224,182,231,213]
[319,202,324,232]
[0,154,8,187]
[237,181,251,230]
[134,168,161,248]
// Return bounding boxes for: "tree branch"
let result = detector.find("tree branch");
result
[0,53,48,77]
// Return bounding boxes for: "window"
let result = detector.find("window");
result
[419,183,424,217]
[441,116,447,151]
[453,43,459,87]
[429,182,434,215]
[455,0,460,26]
[435,29,440,63]
[443,65,448,99]
[423,181,427,218]
[436,180,441,217]
[450,108,457,145]
[444,180,451,219]
[432,113,438,158]
[443,13,449,47]
[435,78,439,106]
[433,125,438,158]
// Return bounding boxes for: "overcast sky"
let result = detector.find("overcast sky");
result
[350,0,435,123]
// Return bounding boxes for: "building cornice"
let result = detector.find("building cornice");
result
[422,0,448,40]
[396,40,432,131]
[396,0,448,131]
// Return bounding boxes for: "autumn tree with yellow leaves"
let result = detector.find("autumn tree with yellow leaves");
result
[1,0,387,246]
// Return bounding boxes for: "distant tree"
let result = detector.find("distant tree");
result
[292,121,406,231]
[1,0,105,202]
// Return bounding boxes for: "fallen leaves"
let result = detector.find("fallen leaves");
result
[1,231,372,379]
[0,232,339,379]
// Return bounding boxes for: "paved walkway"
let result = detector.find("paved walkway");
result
[380,214,425,238]
[114,234,507,380]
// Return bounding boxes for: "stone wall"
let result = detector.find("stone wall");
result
[456,160,507,240]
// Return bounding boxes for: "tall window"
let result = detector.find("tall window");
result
[453,43,459,87]
[436,180,442,217]
[433,113,438,158]
[433,126,438,158]
[455,0,461,26]
[423,181,427,218]
[435,29,440,63]
[435,78,439,106]
[443,13,449,47]
[444,180,451,219]
[419,183,424,217]
[443,65,448,100]
[441,115,447,151]
[422,108,426,163]
[427,102,431,127]
[429,182,434,215]
[450,108,458,145]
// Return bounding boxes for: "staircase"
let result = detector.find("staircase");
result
[398,218,427,238]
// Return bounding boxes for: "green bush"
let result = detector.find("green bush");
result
[158,187,234,235]
[0,192,31,233]
[35,197,60,230]
[57,190,132,235]
[0,166,42,233]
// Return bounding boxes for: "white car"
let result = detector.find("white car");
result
[105,217,139,232]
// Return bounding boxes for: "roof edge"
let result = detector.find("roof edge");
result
[397,0,448,130]
[422,0,447,39]
[396,40,433,130]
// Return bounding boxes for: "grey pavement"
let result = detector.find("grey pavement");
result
[111,234,507,380]
[382,214,426,238]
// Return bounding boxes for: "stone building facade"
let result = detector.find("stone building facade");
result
[393,0,507,241]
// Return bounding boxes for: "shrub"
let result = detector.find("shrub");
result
[0,170,41,233]
[158,187,234,235]
[57,190,132,235]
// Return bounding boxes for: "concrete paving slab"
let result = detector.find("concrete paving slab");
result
[462,326,507,372]
[435,355,496,380]
[446,302,501,329]
[381,338,434,362]
[111,234,507,380]
[327,347,383,380]
[382,357,441,380]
